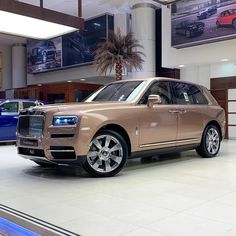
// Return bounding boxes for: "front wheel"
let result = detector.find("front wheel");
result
[185,29,192,38]
[83,130,128,177]
[196,125,221,158]
[42,52,47,64]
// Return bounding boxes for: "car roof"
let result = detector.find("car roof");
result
[0,99,41,103]
[110,77,204,87]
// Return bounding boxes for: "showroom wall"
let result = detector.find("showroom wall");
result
[162,5,236,89]
[27,64,98,85]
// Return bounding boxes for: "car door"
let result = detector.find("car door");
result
[220,11,231,25]
[137,81,178,150]
[0,101,19,141]
[171,82,207,146]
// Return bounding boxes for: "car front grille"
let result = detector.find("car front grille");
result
[18,115,44,138]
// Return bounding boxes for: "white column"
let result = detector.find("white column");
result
[114,13,130,36]
[130,3,156,78]
[0,45,12,91]
[12,44,26,88]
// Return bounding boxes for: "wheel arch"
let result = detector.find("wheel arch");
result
[94,124,131,156]
[204,120,223,140]
[232,18,236,26]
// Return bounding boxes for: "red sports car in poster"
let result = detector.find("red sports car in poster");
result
[216,9,236,28]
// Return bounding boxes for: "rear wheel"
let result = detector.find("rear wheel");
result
[232,19,236,28]
[83,130,128,177]
[196,124,221,158]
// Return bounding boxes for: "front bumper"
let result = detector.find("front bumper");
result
[18,146,86,166]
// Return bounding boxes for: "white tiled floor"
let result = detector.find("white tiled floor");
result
[0,140,236,235]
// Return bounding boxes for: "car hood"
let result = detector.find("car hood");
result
[32,102,134,115]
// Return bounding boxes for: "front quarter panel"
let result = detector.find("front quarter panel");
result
[76,106,139,156]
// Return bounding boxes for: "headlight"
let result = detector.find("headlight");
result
[52,116,79,126]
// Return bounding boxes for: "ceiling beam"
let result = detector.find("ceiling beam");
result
[0,0,84,30]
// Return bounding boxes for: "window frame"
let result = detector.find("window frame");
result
[138,80,173,105]
[170,81,209,105]
[0,101,19,113]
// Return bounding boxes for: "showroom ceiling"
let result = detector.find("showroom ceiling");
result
[17,0,177,18]
[0,0,177,45]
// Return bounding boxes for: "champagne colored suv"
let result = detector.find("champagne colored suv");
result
[17,78,225,177]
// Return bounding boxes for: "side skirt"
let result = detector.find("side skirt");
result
[130,143,199,159]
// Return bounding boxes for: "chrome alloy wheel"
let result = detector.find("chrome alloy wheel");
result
[206,128,220,155]
[87,134,124,173]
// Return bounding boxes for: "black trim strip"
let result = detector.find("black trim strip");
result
[131,143,199,158]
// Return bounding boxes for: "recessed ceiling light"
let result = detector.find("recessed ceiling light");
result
[67,80,72,83]
[0,10,77,39]
[0,1,84,39]
[178,64,185,68]
[80,79,85,81]
[221,59,229,62]
[37,84,42,86]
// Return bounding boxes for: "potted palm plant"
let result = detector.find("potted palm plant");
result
[94,28,145,81]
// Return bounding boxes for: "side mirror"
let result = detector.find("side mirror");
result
[147,94,162,108]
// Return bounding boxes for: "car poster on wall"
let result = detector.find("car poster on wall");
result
[27,37,62,73]
[172,0,236,48]
[26,14,113,74]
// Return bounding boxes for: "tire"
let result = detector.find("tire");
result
[34,161,57,167]
[185,29,192,38]
[42,52,47,64]
[83,130,128,177]
[196,124,221,158]
[232,19,236,29]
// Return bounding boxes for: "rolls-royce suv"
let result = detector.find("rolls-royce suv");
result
[16,78,225,177]
[175,20,205,38]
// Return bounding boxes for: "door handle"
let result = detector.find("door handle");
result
[169,109,180,114]
[169,109,187,114]
[179,109,187,114]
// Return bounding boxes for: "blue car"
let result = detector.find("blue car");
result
[0,99,44,142]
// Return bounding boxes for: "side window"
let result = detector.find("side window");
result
[0,102,19,113]
[192,87,209,105]
[23,102,36,109]
[172,82,208,105]
[139,81,172,105]
[172,82,193,105]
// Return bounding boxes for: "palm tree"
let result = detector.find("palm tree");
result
[94,28,145,81]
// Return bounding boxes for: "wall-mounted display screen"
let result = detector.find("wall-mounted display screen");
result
[27,15,114,74]
[27,37,62,73]
[171,0,236,48]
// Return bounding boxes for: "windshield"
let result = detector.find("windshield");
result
[85,80,147,102]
